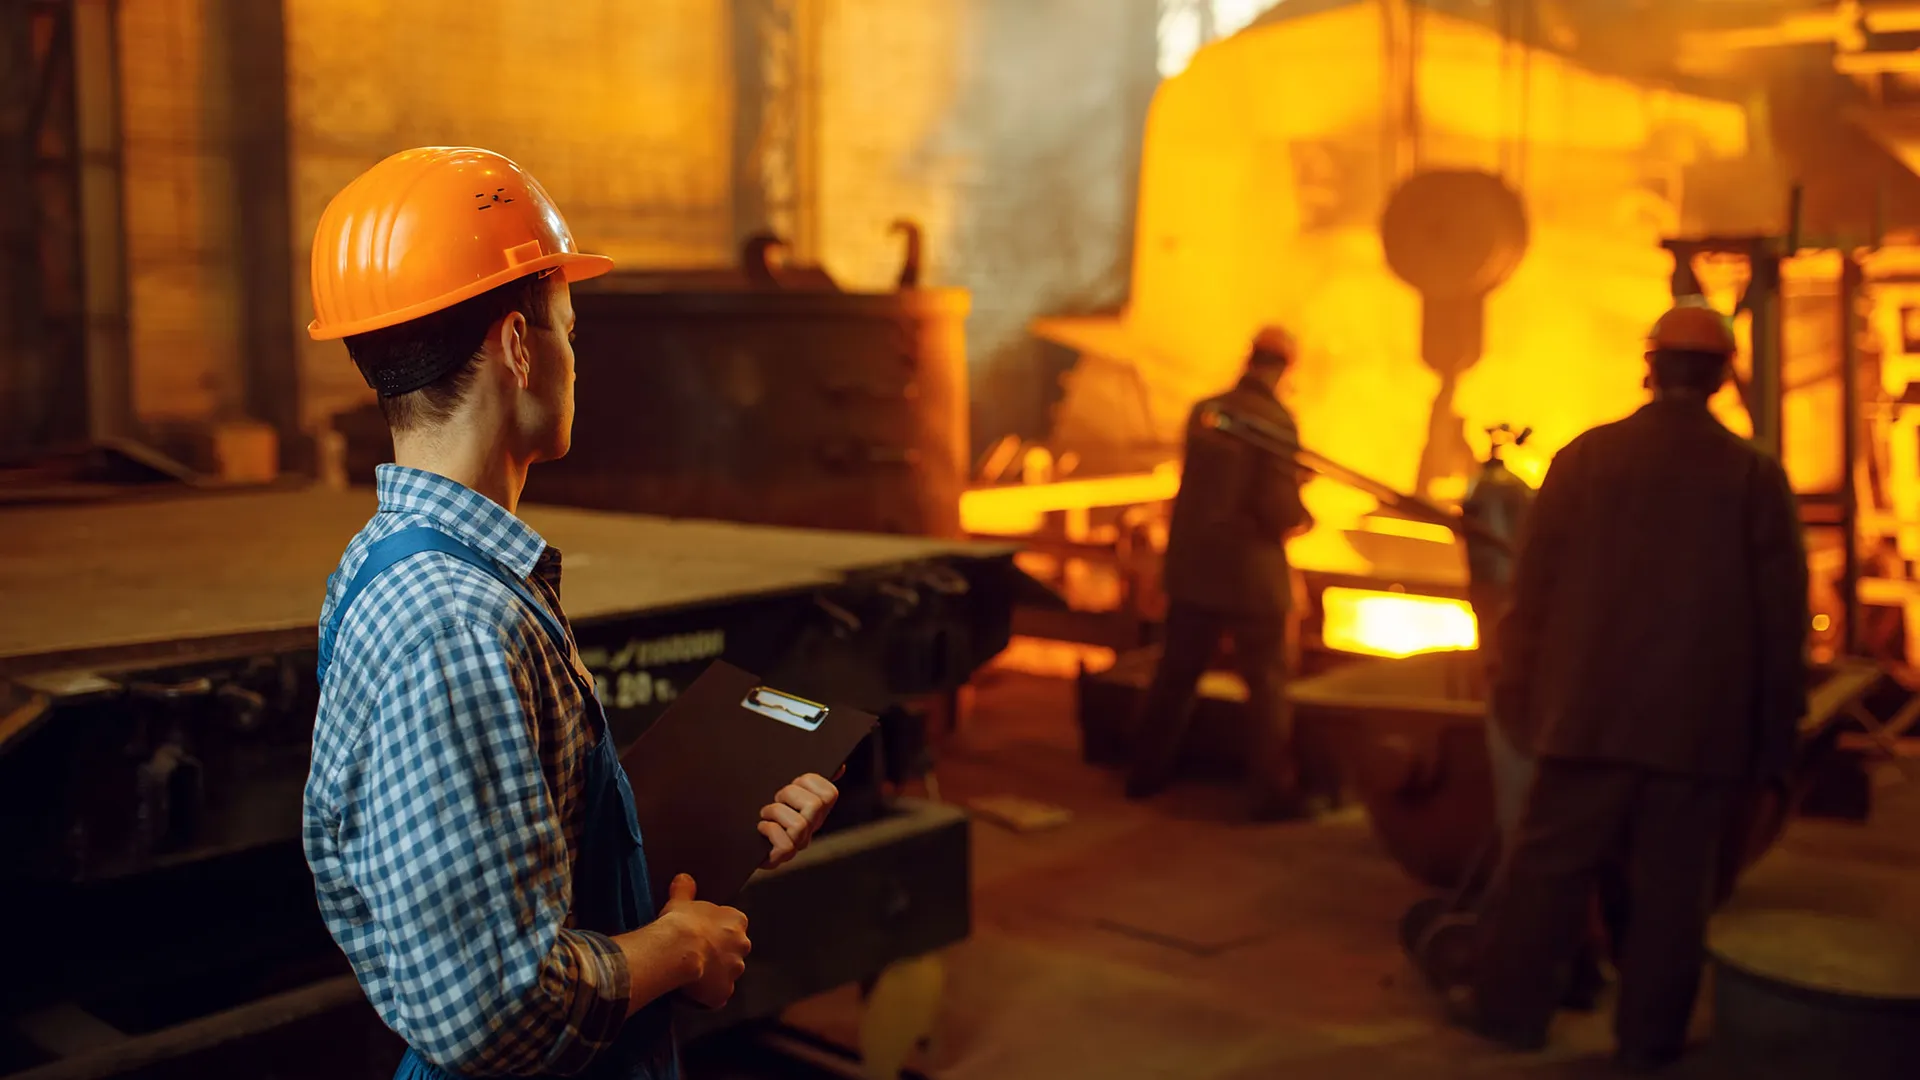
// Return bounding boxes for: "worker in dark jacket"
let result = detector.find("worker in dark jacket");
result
[1456,300,1810,1070]
[1126,326,1316,817]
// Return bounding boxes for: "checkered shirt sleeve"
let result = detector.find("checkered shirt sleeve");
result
[312,615,630,1075]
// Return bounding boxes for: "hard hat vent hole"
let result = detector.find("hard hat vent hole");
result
[474,188,514,211]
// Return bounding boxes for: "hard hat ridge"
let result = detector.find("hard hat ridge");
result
[307,146,613,342]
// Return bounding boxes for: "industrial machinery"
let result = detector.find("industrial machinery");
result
[331,231,970,540]
[0,485,1020,1079]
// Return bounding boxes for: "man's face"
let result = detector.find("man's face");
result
[509,278,578,463]
[1248,355,1288,397]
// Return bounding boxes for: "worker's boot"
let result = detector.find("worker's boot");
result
[1444,991,1549,1053]
[1248,779,1330,822]
[1559,947,1610,1012]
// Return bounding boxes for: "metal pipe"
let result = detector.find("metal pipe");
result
[1749,250,1786,459]
[1198,404,1516,554]
[1841,254,1865,656]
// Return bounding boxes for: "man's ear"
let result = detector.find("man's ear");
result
[494,311,533,388]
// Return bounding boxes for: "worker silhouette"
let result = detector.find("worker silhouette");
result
[1455,299,1810,1070]
[1126,326,1318,818]
[1461,424,1614,1011]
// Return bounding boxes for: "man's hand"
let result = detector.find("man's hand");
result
[657,874,750,1010]
[758,772,839,870]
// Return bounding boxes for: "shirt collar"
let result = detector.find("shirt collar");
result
[373,464,548,580]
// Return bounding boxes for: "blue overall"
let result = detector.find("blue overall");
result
[317,526,678,1080]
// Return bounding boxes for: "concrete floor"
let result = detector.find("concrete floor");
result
[774,668,1920,1080]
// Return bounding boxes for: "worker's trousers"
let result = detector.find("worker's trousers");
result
[1127,603,1296,800]
[1473,760,1733,1057]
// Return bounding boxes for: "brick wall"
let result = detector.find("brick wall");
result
[815,0,1160,453]
[284,0,736,430]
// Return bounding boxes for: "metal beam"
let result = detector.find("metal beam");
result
[217,0,299,452]
[1842,254,1866,655]
[0,1,126,455]
[0,3,36,452]
[73,0,131,442]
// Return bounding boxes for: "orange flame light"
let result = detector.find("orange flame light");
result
[1319,587,1479,659]
[993,4,1780,660]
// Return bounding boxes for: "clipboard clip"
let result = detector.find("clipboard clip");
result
[742,687,831,732]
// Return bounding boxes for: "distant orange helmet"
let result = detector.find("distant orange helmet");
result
[308,147,614,341]
[1646,299,1737,356]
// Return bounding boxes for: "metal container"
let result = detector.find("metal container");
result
[1709,910,1920,1078]
[526,264,972,538]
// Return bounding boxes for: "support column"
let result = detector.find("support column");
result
[74,0,132,442]
[730,0,819,258]
[1841,254,1865,655]
[1,1,90,453]
[0,2,37,452]
[1748,250,1785,459]
[216,0,299,456]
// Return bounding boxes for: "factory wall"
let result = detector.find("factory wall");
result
[282,0,737,433]
[103,0,1158,466]
[815,0,1161,454]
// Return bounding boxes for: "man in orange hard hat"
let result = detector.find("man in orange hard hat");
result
[1455,299,1809,1070]
[1126,325,1319,818]
[301,148,839,1080]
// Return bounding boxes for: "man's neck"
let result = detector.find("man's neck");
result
[393,428,529,514]
[1650,388,1714,407]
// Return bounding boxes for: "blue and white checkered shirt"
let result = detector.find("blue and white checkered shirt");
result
[304,465,630,1076]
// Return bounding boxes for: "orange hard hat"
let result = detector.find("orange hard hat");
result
[1646,299,1737,356]
[308,147,613,341]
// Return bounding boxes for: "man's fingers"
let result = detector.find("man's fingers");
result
[759,821,794,868]
[762,801,808,836]
[776,784,826,822]
[669,873,696,903]
[792,773,839,804]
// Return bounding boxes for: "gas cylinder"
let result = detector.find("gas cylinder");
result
[1460,424,1535,619]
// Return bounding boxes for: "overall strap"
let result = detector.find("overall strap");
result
[317,526,569,683]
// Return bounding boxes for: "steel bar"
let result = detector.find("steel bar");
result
[1198,403,1515,554]
[5,976,366,1080]
[1843,254,1865,655]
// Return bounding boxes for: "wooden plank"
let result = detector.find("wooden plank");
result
[0,485,1015,670]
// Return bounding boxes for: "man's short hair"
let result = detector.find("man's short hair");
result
[345,272,558,434]
[1648,347,1729,394]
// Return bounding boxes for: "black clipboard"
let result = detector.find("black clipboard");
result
[621,660,878,909]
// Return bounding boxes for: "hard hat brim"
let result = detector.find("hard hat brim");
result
[308,251,614,341]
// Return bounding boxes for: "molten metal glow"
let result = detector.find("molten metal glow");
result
[1020,5,1826,659]
[989,636,1119,679]
[1353,515,1459,546]
[960,465,1183,535]
[1319,587,1479,658]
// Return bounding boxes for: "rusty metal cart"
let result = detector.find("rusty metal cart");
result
[0,486,1020,1079]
